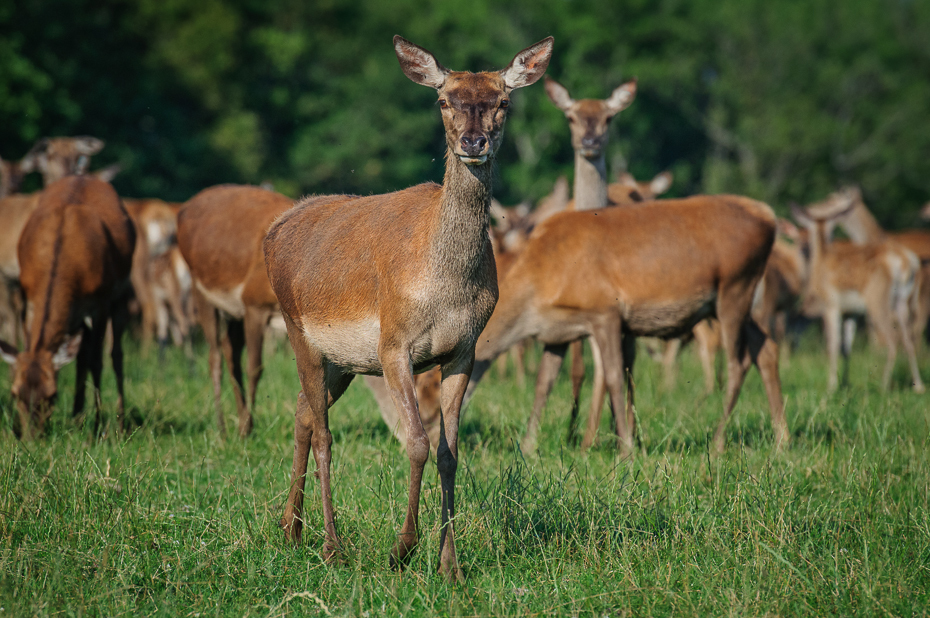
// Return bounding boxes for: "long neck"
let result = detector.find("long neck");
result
[842,202,886,243]
[573,151,608,211]
[433,149,493,278]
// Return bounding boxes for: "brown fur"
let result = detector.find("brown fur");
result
[466,195,789,454]
[263,36,553,582]
[0,176,135,437]
[177,184,293,437]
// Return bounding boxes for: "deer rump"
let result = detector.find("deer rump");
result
[490,195,775,345]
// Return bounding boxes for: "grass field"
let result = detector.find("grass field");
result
[1,333,928,617]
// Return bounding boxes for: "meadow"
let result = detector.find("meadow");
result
[0,334,928,617]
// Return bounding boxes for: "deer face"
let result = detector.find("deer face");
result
[20,137,104,186]
[617,171,673,201]
[545,77,637,159]
[394,36,553,166]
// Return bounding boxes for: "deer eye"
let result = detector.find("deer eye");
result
[500,100,510,109]
[438,99,449,109]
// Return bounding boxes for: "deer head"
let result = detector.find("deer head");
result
[0,335,82,436]
[617,170,673,201]
[394,36,553,166]
[544,77,637,159]
[20,137,105,186]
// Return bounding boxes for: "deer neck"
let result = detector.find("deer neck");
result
[842,202,886,244]
[573,152,608,211]
[432,150,493,280]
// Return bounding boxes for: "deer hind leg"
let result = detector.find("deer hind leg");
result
[822,309,842,393]
[661,338,681,392]
[220,318,249,437]
[436,354,472,583]
[695,319,719,394]
[240,307,269,437]
[579,338,607,450]
[85,319,107,436]
[193,289,226,436]
[72,325,92,424]
[622,333,637,442]
[381,348,429,571]
[110,295,131,433]
[745,318,788,449]
[522,342,567,452]
[894,295,924,392]
[711,284,757,453]
[568,339,586,420]
[593,313,633,453]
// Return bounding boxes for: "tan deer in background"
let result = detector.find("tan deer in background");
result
[0,176,135,437]
[792,192,924,392]
[177,184,293,438]
[263,35,553,582]
[465,194,789,454]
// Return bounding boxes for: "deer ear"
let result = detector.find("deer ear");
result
[52,333,82,370]
[0,339,18,365]
[544,76,574,111]
[500,36,554,90]
[74,136,105,156]
[605,79,637,115]
[649,171,673,195]
[393,36,448,89]
[790,203,813,228]
[617,172,637,188]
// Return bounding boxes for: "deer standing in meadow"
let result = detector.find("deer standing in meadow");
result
[0,176,135,437]
[177,185,293,438]
[792,190,924,392]
[263,36,553,581]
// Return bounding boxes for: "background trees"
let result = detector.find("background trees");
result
[2,0,928,226]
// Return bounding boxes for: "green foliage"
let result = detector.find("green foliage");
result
[1,0,929,223]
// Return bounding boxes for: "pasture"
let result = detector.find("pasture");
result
[1,336,927,616]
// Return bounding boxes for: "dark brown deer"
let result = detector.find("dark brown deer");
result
[263,36,553,582]
[0,176,135,437]
[177,185,293,437]
[464,195,789,454]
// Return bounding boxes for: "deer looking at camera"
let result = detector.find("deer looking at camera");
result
[0,176,135,437]
[791,190,924,393]
[263,36,553,582]
[177,185,293,438]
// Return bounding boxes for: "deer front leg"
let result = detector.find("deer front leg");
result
[823,309,842,393]
[436,355,472,583]
[523,343,567,452]
[382,349,429,570]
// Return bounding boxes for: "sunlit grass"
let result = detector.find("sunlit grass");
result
[0,332,928,616]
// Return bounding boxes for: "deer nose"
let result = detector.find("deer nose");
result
[581,136,600,149]
[460,135,488,156]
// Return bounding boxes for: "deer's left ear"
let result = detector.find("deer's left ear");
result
[544,76,574,111]
[394,36,449,90]
[52,333,82,370]
[500,37,554,90]
[649,171,673,196]
[605,79,637,115]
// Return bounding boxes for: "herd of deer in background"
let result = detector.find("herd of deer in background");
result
[1,36,929,580]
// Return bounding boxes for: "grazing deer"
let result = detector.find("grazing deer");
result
[263,36,553,581]
[177,184,293,438]
[465,194,789,454]
[792,191,925,392]
[0,176,135,437]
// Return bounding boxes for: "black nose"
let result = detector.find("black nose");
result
[581,137,599,149]
[460,135,488,156]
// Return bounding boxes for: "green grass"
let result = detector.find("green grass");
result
[1,333,928,617]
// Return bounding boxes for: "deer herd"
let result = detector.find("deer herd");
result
[1,36,928,580]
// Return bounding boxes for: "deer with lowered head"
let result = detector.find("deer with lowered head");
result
[791,190,925,392]
[0,175,135,437]
[263,36,553,582]
[177,184,294,438]
[464,190,789,454]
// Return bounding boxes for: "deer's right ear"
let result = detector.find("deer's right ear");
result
[394,36,448,89]
[605,79,637,115]
[649,171,673,196]
[52,333,82,370]
[544,77,574,111]
[500,36,554,90]
[0,339,18,365]
[74,136,105,156]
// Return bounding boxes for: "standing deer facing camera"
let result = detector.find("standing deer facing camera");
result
[264,36,553,582]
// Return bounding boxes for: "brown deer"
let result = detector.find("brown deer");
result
[0,157,27,198]
[792,191,924,392]
[464,195,789,454]
[177,184,293,438]
[19,137,105,186]
[263,36,553,582]
[0,176,135,437]
[806,187,930,345]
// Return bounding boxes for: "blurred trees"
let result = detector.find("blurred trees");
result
[1,0,928,226]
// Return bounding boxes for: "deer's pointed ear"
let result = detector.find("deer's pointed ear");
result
[52,333,82,370]
[790,203,813,228]
[649,171,673,196]
[605,79,637,115]
[500,36,554,90]
[394,36,448,89]
[544,76,574,111]
[0,339,18,365]
[617,172,637,188]
[74,136,105,156]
